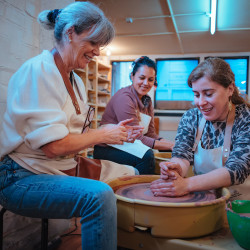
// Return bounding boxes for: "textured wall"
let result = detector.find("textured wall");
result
[0,0,40,131]
[0,0,72,129]
[0,0,73,249]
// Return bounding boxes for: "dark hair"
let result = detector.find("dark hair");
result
[188,57,249,106]
[131,56,157,86]
[37,2,115,47]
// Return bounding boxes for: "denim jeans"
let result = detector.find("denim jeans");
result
[94,145,155,174]
[0,156,117,250]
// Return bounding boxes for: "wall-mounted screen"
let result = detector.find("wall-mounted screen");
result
[205,56,249,95]
[155,58,199,110]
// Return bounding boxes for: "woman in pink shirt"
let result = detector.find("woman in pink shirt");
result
[94,56,174,174]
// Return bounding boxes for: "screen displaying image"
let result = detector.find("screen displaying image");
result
[223,57,248,95]
[204,56,249,95]
[155,58,199,109]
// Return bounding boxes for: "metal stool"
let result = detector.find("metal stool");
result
[0,207,48,250]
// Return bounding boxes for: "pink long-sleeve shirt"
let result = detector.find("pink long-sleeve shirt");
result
[101,85,160,148]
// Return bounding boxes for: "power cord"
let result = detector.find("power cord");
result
[60,217,81,237]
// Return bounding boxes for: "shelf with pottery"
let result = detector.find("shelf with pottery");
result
[75,59,112,156]
[75,59,111,127]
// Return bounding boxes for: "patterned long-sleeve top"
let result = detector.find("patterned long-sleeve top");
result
[172,104,250,185]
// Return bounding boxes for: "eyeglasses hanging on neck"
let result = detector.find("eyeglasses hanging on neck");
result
[82,106,95,133]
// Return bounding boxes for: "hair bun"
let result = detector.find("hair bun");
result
[47,9,62,24]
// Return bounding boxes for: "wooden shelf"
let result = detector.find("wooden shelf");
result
[97,104,107,108]
[98,61,111,70]
[74,68,86,73]
[75,60,112,130]
[98,75,110,83]
[98,90,111,96]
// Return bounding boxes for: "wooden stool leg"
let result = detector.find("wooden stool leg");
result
[0,208,7,250]
[41,218,48,250]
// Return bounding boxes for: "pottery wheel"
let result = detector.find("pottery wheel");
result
[115,183,217,203]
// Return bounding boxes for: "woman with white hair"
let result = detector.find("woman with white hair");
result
[0,2,141,249]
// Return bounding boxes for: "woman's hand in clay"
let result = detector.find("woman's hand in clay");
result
[160,161,182,180]
[150,173,189,197]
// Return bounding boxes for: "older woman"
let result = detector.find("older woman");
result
[0,2,141,249]
[94,56,174,174]
[151,58,250,199]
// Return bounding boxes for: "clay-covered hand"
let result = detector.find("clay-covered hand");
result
[100,122,128,145]
[118,118,143,143]
[160,161,182,180]
[150,172,189,197]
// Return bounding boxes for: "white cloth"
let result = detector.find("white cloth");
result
[99,160,135,183]
[139,112,151,135]
[108,140,150,159]
[108,112,151,159]
[0,50,89,174]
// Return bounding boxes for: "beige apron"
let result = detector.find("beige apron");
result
[139,112,151,135]
[193,105,250,200]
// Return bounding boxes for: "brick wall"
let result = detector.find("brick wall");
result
[0,0,73,249]
[0,0,72,129]
[0,0,40,131]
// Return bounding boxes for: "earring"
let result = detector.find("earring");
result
[229,98,232,112]
[68,35,72,43]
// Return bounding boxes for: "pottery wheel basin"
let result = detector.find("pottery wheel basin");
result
[107,175,230,238]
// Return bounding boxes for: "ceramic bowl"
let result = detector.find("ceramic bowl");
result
[227,200,250,250]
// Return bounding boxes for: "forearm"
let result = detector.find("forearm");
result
[154,139,174,151]
[186,168,232,192]
[41,129,104,158]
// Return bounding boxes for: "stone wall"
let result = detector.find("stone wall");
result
[0,0,73,249]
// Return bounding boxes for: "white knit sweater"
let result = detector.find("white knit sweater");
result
[0,50,89,174]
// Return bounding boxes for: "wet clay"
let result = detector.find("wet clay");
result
[115,183,217,203]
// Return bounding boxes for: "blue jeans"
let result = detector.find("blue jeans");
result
[0,156,117,250]
[94,145,155,174]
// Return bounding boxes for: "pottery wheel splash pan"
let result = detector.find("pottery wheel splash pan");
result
[107,175,230,238]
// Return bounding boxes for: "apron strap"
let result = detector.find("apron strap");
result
[222,104,236,166]
[192,116,206,152]
[51,47,81,115]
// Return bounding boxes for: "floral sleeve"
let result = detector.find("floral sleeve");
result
[225,105,250,185]
[172,108,200,164]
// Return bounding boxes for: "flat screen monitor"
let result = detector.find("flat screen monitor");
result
[205,56,249,95]
[155,58,199,110]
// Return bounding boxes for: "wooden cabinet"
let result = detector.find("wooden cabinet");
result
[74,59,111,129]
[74,60,111,157]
